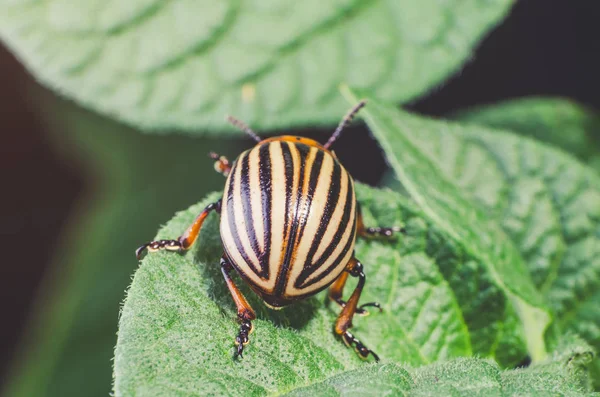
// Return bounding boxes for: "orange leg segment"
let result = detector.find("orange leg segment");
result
[209,152,232,177]
[328,267,380,316]
[135,200,221,259]
[221,256,256,358]
[333,257,380,361]
[328,270,349,305]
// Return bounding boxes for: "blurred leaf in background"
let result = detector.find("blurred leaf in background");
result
[2,88,246,397]
[0,0,513,132]
[453,97,600,173]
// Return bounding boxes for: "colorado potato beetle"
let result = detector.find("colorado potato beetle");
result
[136,101,404,361]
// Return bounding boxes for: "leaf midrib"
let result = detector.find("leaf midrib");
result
[463,133,600,325]
[458,136,567,292]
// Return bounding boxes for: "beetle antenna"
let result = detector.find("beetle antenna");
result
[226,115,262,143]
[324,100,367,149]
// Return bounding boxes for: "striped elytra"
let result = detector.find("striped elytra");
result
[136,101,400,360]
[220,137,357,308]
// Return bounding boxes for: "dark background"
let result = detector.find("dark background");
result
[1,0,598,384]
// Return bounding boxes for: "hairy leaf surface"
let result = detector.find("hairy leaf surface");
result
[114,186,473,395]
[287,343,597,397]
[114,178,562,395]
[116,240,596,397]
[0,0,512,133]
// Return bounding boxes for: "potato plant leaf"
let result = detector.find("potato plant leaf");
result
[287,338,597,397]
[363,91,600,388]
[114,177,564,395]
[343,88,553,364]
[449,99,600,388]
[0,0,513,133]
[453,97,600,172]
[115,218,596,397]
[114,186,469,395]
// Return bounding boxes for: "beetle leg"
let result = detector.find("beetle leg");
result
[135,200,221,260]
[209,152,231,177]
[328,269,349,306]
[328,269,381,316]
[357,203,406,239]
[333,257,379,361]
[221,256,256,358]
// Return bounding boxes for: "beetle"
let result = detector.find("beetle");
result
[136,101,403,361]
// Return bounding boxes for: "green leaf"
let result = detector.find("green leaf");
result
[114,180,567,394]
[117,262,597,397]
[364,92,600,388]
[288,347,599,397]
[0,0,513,133]
[282,364,413,397]
[453,97,600,172]
[455,102,600,383]
[114,185,474,395]
[286,335,598,397]
[450,101,600,366]
[342,88,553,364]
[410,336,597,397]
[2,90,245,397]
[524,334,597,391]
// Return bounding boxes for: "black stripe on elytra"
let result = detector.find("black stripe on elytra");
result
[258,143,272,279]
[280,142,295,242]
[287,221,357,297]
[295,148,324,246]
[274,142,308,296]
[225,152,263,278]
[222,250,270,296]
[239,150,264,276]
[295,169,355,288]
[298,158,343,277]
[298,205,357,289]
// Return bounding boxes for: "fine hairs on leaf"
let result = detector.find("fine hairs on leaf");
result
[114,183,593,395]
[114,197,598,397]
[114,186,472,395]
[0,0,513,132]
[287,339,598,396]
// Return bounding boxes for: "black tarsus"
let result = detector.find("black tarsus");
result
[135,239,182,260]
[235,319,252,359]
[343,331,380,362]
[364,226,407,238]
